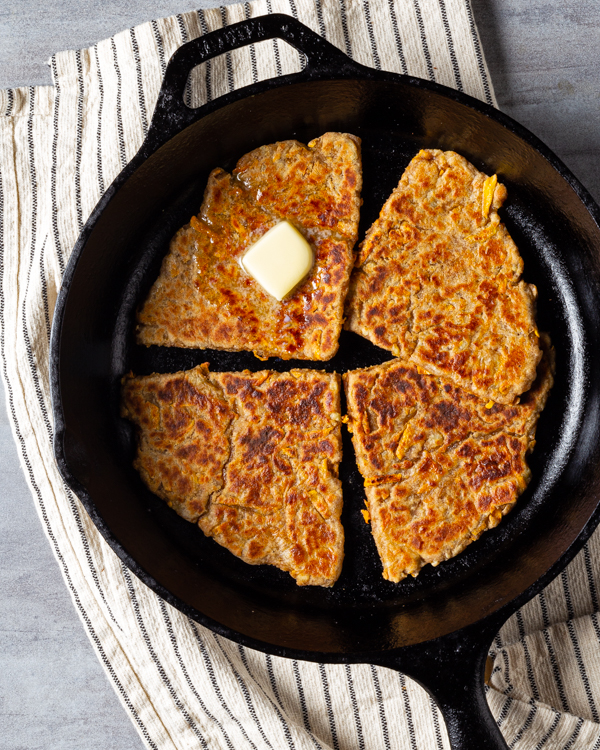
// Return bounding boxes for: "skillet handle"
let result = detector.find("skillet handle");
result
[373,621,509,750]
[147,14,357,143]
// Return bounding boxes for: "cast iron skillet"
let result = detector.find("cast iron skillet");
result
[50,15,600,749]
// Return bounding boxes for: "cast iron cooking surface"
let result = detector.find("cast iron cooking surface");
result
[53,17,600,658]
[113,104,568,612]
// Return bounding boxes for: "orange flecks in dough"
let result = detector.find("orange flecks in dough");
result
[482,174,498,218]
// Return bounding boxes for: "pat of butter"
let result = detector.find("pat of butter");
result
[241,221,313,301]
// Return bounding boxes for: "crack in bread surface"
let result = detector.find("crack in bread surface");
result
[343,335,554,582]
[121,366,344,587]
[345,149,542,404]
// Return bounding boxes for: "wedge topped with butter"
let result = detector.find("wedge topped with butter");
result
[136,132,362,360]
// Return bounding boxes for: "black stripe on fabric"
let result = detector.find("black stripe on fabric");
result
[339,0,353,59]
[540,629,569,713]
[345,665,365,750]
[293,660,312,734]
[122,568,210,748]
[49,57,65,275]
[362,0,381,71]
[39,241,51,343]
[27,87,38,258]
[387,0,408,74]
[130,28,149,137]
[533,710,561,750]
[266,653,285,709]
[516,610,540,701]
[244,3,259,85]
[399,672,417,750]
[566,617,599,721]
[0,169,158,750]
[563,718,584,750]
[500,646,514,695]
[428,694,445,750]
[438,0,463,91]
[591,732,600,750]
[177,13,189,42]
[320,663,340,750]
[412,0,435,81]
[562,570,575,620]
[508,699,537,750]
[371,664,391,750]
[74,51,84,232]
[220,7,236,92]
[213,635,276,750]
[157,599,236,750]
[539,590,570,713]
[561,568,599,720]
[239,647,296,749]
[177,14,193,108]
[496,647,514,729]
[584,544,599,610]
[315,0,327,39]
[6,88,14,117]
[93,45,105,197]
[197,10,213,103]
[152,20,167,76]
[189,621,261,750]
[591,612,600,653]
[265,0,283,78]
[497,694,513,729]
[110,38,127,169]
[463,0,494,106]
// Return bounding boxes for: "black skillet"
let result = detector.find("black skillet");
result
[50,14,600,750]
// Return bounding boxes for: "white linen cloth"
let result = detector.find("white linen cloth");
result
[1,1,600,747]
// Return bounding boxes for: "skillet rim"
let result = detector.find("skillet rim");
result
[50,20,600,662]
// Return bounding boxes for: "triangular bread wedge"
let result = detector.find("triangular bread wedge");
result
[343,336,554,582]
[345,149,541,404]
[137,132,362,361]
[121,365,344,587]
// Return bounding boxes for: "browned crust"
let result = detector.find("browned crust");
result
[120,364,233,523]
[136,132,362,361]
[344,149,542,404]
[343,335,554,582]
[121,366,344,587]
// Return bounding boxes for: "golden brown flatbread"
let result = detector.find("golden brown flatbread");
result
[121,365,344,587]
[136,132,362,361]
[344,149,541,404]
[343,336,554,582]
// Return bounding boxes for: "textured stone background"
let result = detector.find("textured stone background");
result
[0,1,598,748]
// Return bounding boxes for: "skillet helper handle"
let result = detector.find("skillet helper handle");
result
[374,622,509,750]
[148,14,356,142]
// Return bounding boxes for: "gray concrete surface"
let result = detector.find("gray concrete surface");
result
[0,1,598,749]
[472,0,600,205]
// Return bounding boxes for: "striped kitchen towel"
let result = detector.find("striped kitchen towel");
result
[1,0,600,748]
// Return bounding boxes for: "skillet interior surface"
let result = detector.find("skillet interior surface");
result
[53,74,600,656]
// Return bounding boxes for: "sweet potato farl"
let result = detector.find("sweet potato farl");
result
[136,132,362,361]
